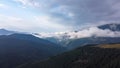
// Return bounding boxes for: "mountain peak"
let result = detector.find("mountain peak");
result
[98,23,120,31]
[0,28,8,31]
[0,28,15,35]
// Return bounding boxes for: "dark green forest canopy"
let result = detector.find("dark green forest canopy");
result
[18,44,120,68]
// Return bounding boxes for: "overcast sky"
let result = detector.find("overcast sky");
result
[0,0,120,32]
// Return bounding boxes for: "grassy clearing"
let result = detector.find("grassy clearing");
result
[98,44,120,49]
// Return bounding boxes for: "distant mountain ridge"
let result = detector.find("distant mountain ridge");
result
[0,29,15,35]
[98,23,120,31]
[33,23,120,49]
[0,34,66,68]
[67,37,120,49]
[1,23,120,50]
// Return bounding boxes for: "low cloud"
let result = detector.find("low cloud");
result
[68,27,120,39]
[38,27,120,39]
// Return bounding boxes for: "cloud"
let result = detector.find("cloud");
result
[68,27,120,39]
[0,14,72,32]
[14,0,41,7]
[13,0,120,28]
[33,15,72,32]
[38,27,120,39]
[0,3,9,9]
[55,0,120,24]
[0,14,32,31]
[14,0,75,25]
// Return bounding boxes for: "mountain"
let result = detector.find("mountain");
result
[67,37,120,49]
[17,44,120,68]
[34,23,120,49]
[0,34,66,68]
[98,23,120,31]
[0,29,15,35]
[33,32,71,47]
[10,33,62,46]
[44,35,70,47]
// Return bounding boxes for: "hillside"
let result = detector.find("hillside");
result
[18,44,120,68]
[66,37,120,49]
[0,29,15,35]
[0,34,66,68]
[98,44,120,49]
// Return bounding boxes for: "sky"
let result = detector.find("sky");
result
[0,0,120,33]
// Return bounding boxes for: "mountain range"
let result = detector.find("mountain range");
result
[0,34,66,68]
[0,23,120,68]
[0,23,120,49]
[33,23,120,49]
